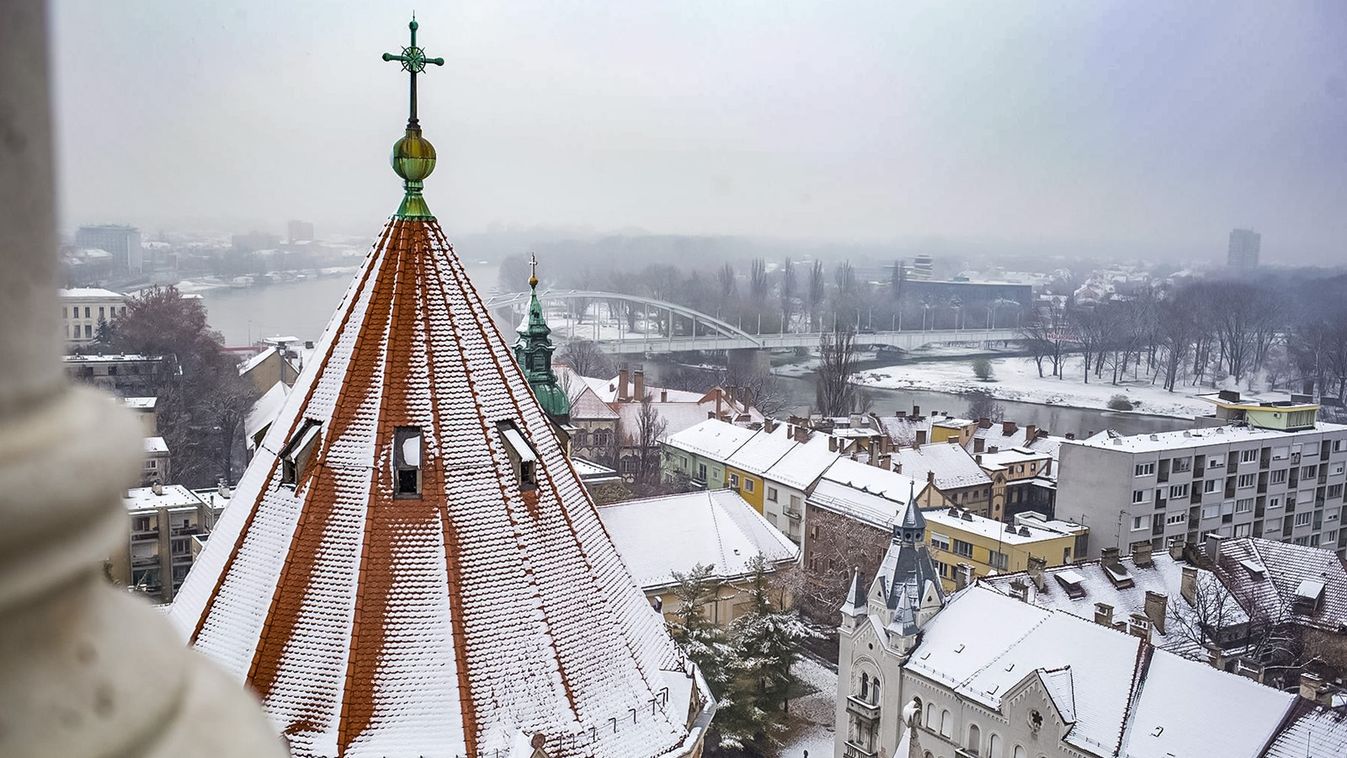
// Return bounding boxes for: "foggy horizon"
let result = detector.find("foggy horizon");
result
[52,1,1347,264]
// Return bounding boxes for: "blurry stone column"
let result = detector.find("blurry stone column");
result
[0,2,286,756]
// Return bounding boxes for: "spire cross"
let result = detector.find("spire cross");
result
[528,253,540,288]
[381,18,445,130]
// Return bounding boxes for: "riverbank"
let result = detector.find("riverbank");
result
[854,355,1221,420]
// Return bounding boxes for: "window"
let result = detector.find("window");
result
[953,539,974,558]
[968,723,982,755]
[1204,479,1219,494]
[1172,457,1193,473]
[1237,474,1257,490]
[1295,512,1312,527]
[1166,513,1188,525]
[1332,462,1345,476]
[697,463,707,481]
[940,710,952,737]
[767,487,778,503]
[1270,469,1288,485]
[1135,462,1155,477]
[743,478,754,493]
[930,532,951,551]
[1132,516,1149,531]
[926,703,936,729]
[1268,496,1282,509]
[1234,497,1253,514]
[1132,489,1148,504]
[132,516,152,532]
[1013,748,1026,758]
[1169,483,1190,499]
[83,324,92,338]
[729,473,739,488]
[988,733,1003,758]
[1201,504,1220,520]
[1208,456,1225,469]
[1302,465,1319,479]
[1328,484,1344,499]
[394,426,423,496]
[989,550,1009,570]
[84,306,90,318]
[1240,449,1258,464]
[98,306,105,318]
[498,422,538,492]
[1234,523,1251,538]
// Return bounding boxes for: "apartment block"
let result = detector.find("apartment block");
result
[109,484,221,604]
[58,287,126,344]
[1057,396,1347,559]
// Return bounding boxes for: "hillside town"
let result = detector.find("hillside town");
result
[5,4,1347,758]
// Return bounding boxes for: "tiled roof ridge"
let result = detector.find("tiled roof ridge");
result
[1112,639,1155,757]
[944,591,1052,692]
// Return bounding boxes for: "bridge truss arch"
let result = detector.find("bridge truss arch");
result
[483,289,763,347]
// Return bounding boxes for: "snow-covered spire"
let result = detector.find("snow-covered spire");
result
[894,481,926,544]
[513,254,570,423]
[841,568,867,618]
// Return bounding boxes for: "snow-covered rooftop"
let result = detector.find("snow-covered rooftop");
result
[762,431,839,491]
[1215,537,1347,633]
[894,443,990,490]
[821,456,921,503]
[598,490,798,590]
[121,396,157,409]
[925,507,1080,546]
[905,586,1296,758]
[143,436,168,454]
[244,381,289,448]
[124,484,203,512]
[1070,422,1347,453]
[235,345,277,376]
[808,463,920,530]
[723,426,796,475]
[663,417,757,460]
[58,287,124,299]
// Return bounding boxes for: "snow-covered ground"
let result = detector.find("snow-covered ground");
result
[773,655,837,758]
[854,356,1233,419]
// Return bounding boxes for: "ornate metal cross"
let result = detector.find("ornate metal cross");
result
[381,17,444,130]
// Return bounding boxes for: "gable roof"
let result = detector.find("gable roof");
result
[1214,537,1347,633]
[662,418,756,461]
[894,443,990,490]
[597,490,798,590]
[169,215,703,758]
[905,587,1295,758]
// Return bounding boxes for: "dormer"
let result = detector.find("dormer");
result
[498,421,539,492]
[393,426,422,497]
[280,419,322,487]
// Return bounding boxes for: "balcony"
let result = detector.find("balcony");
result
[843,739,880,758]
[131,555,159,569]
[131,529,159,541]
[846,695,881,722]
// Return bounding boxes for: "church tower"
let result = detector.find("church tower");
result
[513,257,571,424]
[169,19,710,758]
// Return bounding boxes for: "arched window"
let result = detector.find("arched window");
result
[989,733,1003,758]
[910,696,924,727]
[859,672,869,700]
[940,709,952,737]
[1013,746,1026,758]
[926,703,936,729]
[871,677,881,705]
[967,723,981,755]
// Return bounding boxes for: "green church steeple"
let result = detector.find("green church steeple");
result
[514,255,571,422]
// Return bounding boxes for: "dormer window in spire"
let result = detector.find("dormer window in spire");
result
[394,426,423,497]
[498,421,539,491]
[280,419,322,487]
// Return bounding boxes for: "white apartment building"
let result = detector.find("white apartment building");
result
[59,287,125,343]
[1057,401,1347,560]
[109,484,220,604]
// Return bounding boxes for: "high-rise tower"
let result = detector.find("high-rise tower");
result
[170,19,711,758]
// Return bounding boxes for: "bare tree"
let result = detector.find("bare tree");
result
[815,327,862,416]
[634,392,668,488]
[779,257,797,331]
[1021,299,1070,378]
[807,260,825,332]
[965,390,1005,422]
[557,339,613,378]
[717,262,736,318]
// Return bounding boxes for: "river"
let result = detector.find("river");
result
[201,270,1188,439]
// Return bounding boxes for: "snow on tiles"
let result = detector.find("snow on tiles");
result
[168,213,712,758]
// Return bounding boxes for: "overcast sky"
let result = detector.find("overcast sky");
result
[51,1,1346,262]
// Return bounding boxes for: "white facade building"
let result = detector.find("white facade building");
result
[59,287,125,343]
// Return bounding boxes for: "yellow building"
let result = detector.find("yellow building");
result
[723,425,797,513]
[923,507,1087,592]
[596,490,799,626]
[929,416,977,446]
[1200,390,1320,432]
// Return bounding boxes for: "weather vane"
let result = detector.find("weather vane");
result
[382,16,445,132]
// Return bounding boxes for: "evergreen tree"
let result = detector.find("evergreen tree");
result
[94,315,114,348]
[667,563,732,697]
[726,555,817,750]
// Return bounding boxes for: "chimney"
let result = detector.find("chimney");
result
[1180,565,1198,605]
[1144,591,1167,635]
[794,425,810,444]
[1025,424,1037,442]
[151,482,164,496]
[217,479,231,498]
[926,471,935,487]
[828,437,838,452]
[1205,533,1225,563]
[973,437,985,454]
[911,404,921,417]
[1026,555,1046,591]
[1002,420,1017,436]
[877,453,892,470]
[715,389,723,417]
[1094,602,1114,627]
[660,389,668,402]
[978,417,992,429]
[1207,645,1227,671]
[1009,578,1029,601]
[1168,537,1186,561]
[975,453,983,466]
[1127,613,1151,639]
[1299,673,1328,704]
[633,368,645,401]
[954,563,974,590]
[1101,546,1121,571]
[618,366,629,401]
[894,461,903,475]
[1132,541,1154,567]
[915,429,927,447]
